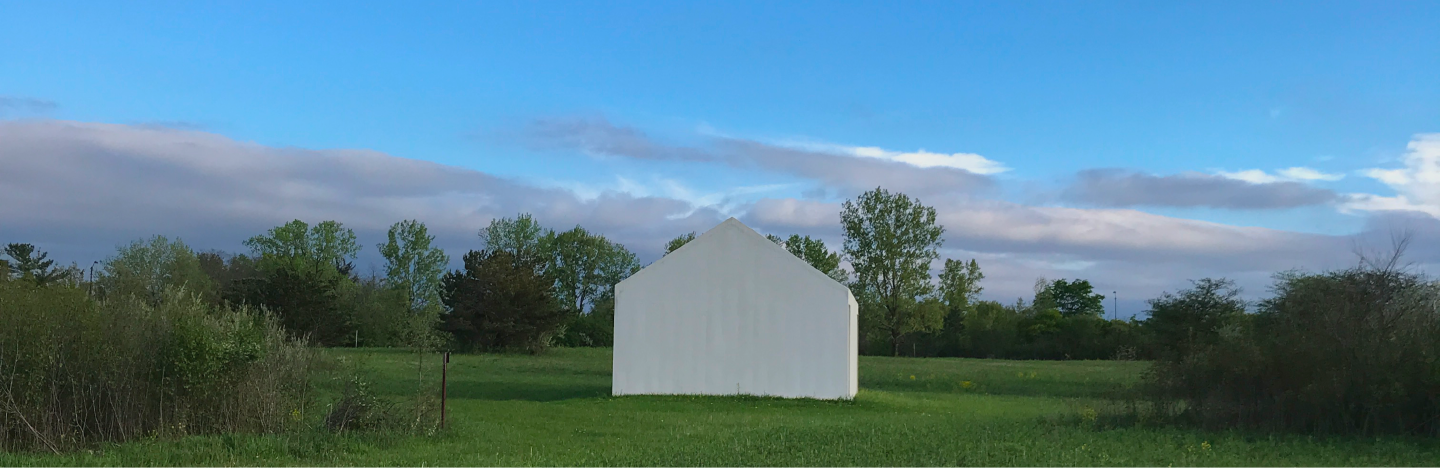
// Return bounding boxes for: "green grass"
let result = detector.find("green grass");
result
[4,348,1438,466]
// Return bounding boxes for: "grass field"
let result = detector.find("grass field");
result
[4,348,1438,466]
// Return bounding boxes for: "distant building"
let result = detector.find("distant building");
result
[612,218,858,400]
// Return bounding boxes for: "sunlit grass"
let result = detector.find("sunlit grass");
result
[3,348,1437,466]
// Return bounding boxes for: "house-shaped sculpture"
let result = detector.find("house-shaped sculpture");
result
[612,218,858,400]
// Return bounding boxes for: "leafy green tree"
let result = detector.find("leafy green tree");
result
[99,235,215,305]
[841,187,946,356]
[346,274,412,347]
[938,259,984,315]
[1047,278,1106,317]
[961,300,1020,357]
[768,234,848,283]
[4,243,59,285]
[378,220,450,313]
[663,232,696,255]
[235,220,360,346]
[933,258,984,355]
[479,214,547,261]
[378,220,451,365]
[243,220,360,275]
[542,226,640,313]
[1143,278,1245,358]
[441,250,568,352]
[1018,298,1064,340]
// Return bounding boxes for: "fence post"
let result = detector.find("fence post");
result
[441,351,449,429]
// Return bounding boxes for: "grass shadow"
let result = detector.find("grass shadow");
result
[440,380,611,402]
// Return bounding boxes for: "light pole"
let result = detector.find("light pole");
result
[1112,291,1117,321]
[89,261,98,297]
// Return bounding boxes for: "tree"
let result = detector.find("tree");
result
[1143,278,1245,358]
[236,220,360,346]
[479,214,547,261]
[663,232,696,255]
[231,264,355,346]
[841,187,946,356]
[378,220,450,313]
[197,250,261,302]
[0,259,9,282]
[542,226,639,313]
[4,243,59,285]
[938,259,984,315]
[1047,279,1106,317]
[243,220,360,275]
[99,235,215,305]
[768,234,848,283]
[441,250,568,352]
[961,300,1020,358]
[935,258,984,355]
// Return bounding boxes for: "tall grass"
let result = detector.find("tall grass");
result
[0,282,316,452]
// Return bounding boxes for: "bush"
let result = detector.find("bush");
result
[0,282,315,452]
[1146,262,1440,435]
[323,375,395,432]
[98,236,216,306]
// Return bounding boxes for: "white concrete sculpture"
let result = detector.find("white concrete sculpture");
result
[612,218,858,400]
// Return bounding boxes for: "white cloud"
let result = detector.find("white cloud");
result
[1216,169,1281,184]
[1216,167,1344,184]
[1277,167,1345,182]
[772,139,1009,175]
[1343,133,1440,217]
[847,146,1010,175]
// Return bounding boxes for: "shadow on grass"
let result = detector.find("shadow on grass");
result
[441,380,611,402]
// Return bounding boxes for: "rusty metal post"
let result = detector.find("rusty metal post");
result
[441,351,449,429]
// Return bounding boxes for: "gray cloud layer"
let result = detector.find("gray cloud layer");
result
[518,116,994,196]
[0,120,725,264]
[1064,169,1339,209]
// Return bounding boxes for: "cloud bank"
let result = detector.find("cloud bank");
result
[0,120,724,262]
[1064,169,1339,209]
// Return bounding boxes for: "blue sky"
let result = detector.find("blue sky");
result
[3,1,1439,314]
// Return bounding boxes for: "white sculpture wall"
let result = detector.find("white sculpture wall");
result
[612,218,858,400]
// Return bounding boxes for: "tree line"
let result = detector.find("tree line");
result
[5,185,1440,436]
[0,189,1183,359]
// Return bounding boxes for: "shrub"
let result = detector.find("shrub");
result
[98,235,216,306]
[0,282,315,452]
[323,375,394,432]
[1146,262,1440,435]
[1142,278,1245,360]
